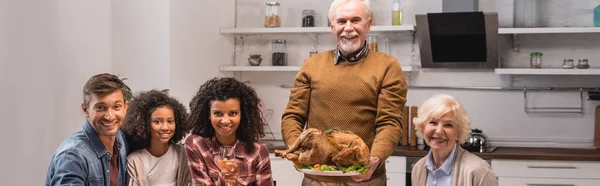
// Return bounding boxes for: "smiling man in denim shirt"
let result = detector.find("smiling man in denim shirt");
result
[46,73,129,186]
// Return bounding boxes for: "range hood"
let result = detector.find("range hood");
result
[416,12,499,68]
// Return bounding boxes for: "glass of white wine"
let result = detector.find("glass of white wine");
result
[217,146,237,185]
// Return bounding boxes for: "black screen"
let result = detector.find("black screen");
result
[428,12,487,63]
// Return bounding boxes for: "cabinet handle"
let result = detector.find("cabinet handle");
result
[385,160,390,163]
[526,166,577,169]
[526,184,575,186]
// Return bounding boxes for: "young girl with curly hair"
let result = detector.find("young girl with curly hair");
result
[185,77,273,186]
[121,90,191,186]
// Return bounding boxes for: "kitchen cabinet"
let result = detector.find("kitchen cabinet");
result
[269,153,304,185]
[498,27,600,34]
[499,177,600,186]
[495,68,600,75]
[385,156,407,186]
[386,173,406,186]
[493,159,600,186]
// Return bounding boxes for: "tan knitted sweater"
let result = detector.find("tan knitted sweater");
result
[281,49,407,182]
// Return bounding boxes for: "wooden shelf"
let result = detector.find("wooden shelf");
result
[499,27,600,34]
[220,65,416,72]
[220,25,415,35]
[495,68,600,75]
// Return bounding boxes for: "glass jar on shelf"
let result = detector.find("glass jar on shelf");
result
[302,9,315,27]
[577,59,590,69]
[529,52,542,68]
[264,2,281,28]
[272,40,286,66]
[562,59,575,69]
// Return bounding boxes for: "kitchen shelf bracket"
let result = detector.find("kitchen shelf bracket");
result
[523,87,584,114]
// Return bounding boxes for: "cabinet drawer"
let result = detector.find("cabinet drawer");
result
[499,177,600,186]
[492,160,600,179]
[385,156,407,173]
[386,173,406,186]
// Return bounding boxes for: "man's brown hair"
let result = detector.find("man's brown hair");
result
[82,73,128,107]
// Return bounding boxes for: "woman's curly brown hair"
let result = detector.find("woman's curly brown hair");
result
[122,90,189,153]
[189,77,265,152]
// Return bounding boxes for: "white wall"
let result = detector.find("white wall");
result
[0,0,112,185]
[169,0,235,105]
[112,0,171,92]
[0,0,172,185]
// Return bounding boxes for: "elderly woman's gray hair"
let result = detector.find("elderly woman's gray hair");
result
[328,0,372,23]
[412,94,472,143]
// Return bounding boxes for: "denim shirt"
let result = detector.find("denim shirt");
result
[45,120,128,186]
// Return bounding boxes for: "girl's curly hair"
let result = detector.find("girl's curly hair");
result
[122,90,189,153]
[189,77,265,152]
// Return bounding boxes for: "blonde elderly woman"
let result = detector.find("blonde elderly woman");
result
[411,94,498,186]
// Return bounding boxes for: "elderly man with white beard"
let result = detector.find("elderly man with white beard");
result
[280,0,408,185]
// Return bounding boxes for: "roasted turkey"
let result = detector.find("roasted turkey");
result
[274,128,370,166]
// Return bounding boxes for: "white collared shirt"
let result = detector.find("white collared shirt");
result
[425,144,457,186]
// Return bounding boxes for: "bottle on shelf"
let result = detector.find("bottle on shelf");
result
[392,0,403,25]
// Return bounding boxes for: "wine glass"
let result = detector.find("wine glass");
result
[217,146,237,185]
[217,146,234,170]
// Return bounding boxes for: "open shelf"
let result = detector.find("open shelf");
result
[220,25,415,35]
[220,65,416,72]
[499,27,600,34]
[495,68,600,75]
[222,26,600,35]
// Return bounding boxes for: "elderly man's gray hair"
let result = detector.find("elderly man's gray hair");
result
[328,0,372,24]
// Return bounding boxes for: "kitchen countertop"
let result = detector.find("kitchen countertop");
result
[263,140,600,161]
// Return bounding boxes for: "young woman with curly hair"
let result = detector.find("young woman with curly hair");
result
[121,90,191,186]
[185,77,273,186]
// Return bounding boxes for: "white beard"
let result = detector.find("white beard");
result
[340,41,360,54]
[339,31,361,54]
